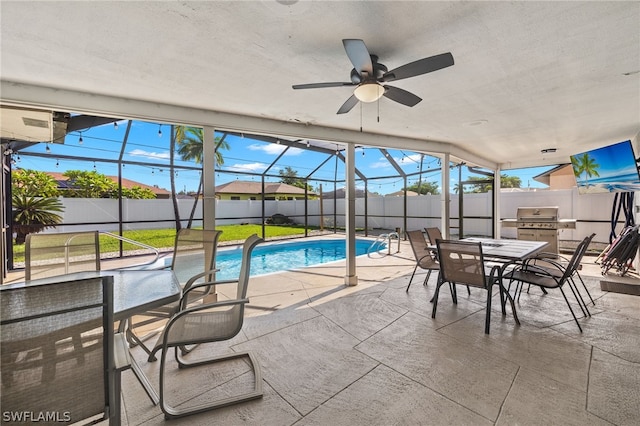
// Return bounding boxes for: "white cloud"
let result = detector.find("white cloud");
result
[128,149,171,160]
[247,143,303,156]
[369,160,391,169]
[225,162,269,173]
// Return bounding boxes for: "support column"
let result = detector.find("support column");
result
[344,143,357,286]
[494,165,501,238]
[202,126,216,231]
[441,153,450,239]
[202,126,217,302]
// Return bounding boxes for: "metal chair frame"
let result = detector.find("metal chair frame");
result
[147,234,264,419]
[504,237,591,332]
[432,239,520,334]
[405,230,440,291]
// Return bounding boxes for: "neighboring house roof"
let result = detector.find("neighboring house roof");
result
[532,164,571,186]
[45,171,171,197]
[385,190,419,197]
[214,180,316,196]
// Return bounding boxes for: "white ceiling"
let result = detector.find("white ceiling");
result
[1,1,639,170]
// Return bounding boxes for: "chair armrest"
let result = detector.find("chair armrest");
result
[183,268,221,290]
[185,297,249,313]
[533,252,572,264]
[530,256,567,272]
[180,279,240,309]
[417,254,437,263]
[522,262,563,277]
[182,279,239,296]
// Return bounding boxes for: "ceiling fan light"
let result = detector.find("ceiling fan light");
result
[354,83,384,103]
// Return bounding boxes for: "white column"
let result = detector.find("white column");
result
[344,143,357,286]
[494,165,502,238]
[441,153,450,239]
[202,126,217,302]
[202,126,216,230]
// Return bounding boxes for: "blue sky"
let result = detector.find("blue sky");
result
[15,120,554,194]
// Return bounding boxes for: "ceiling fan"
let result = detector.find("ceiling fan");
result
[292,39,454,114]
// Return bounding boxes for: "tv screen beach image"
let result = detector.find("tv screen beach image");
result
[570,140,640,194]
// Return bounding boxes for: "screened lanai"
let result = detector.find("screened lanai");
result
[1,2,638,285]
[1,108,506,283]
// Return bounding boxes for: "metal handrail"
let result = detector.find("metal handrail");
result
[99,231,161,269]
[367,232,401,257]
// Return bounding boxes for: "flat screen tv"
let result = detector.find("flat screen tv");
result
[570,140,640,194]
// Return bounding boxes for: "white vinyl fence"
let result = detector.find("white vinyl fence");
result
[49,188,629,245]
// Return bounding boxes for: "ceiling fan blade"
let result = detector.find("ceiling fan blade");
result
[293,82,354,89]
[342,39,373,75]
[337,94,359,114]
[383,86,422,107]
[382,52,454,82]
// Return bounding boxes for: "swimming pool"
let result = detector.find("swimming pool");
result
[215,238,381,280]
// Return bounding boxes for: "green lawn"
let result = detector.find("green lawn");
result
[11,224,316,264]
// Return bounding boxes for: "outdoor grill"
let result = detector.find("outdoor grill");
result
[502,206,576,253]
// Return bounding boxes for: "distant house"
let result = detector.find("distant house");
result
[214,180,317,200]
[385,190,419,197]
[532,164,576,190]
[45,171,172,198]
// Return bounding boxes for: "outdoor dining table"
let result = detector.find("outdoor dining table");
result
[460,237,549,262]
[427,237,549,315]
[427,237,549,263]
[4,269,180,412]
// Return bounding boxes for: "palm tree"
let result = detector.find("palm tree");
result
[570,155,583,177]
[174,127,230,227]
[577,153,600,187]
[169,125,181,231]
[12,194,64,244]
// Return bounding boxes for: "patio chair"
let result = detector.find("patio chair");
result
[147,234,264,419]
[405,230,440,291]
[24,231,102,365]
[0,276,129,425]
[25,231,101,281]
[126,228,222,355]
[526,233,596,306]
[432,239,520,334]
[424,227,443,247]
[424,226,471,298]
[503,237,591,332]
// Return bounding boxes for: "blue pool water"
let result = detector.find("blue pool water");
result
[215,238,381,280]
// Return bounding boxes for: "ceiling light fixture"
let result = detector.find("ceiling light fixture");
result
[541,148,557,154]
[354,82,384,103]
